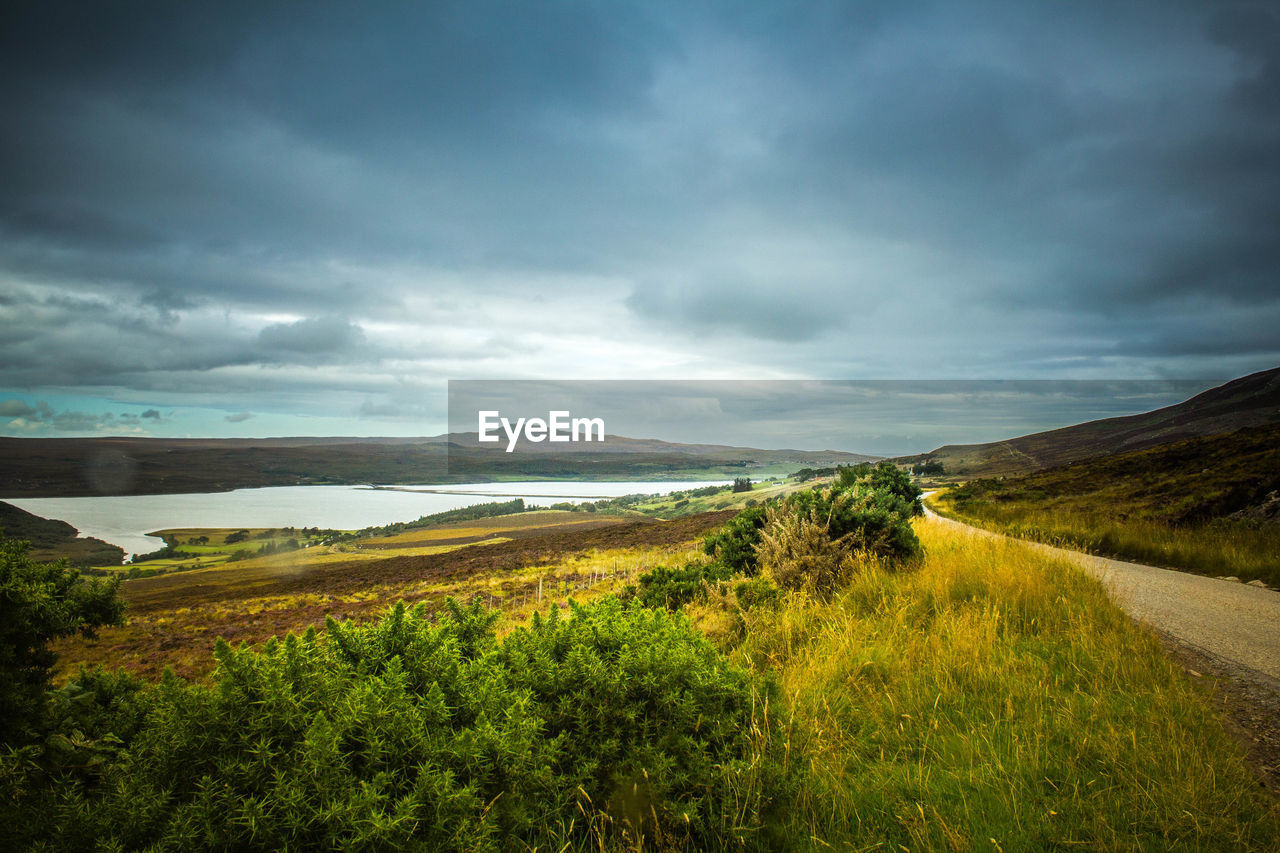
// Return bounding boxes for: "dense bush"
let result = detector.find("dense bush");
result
[755,507,853,594]
[702,504,770,575]
[0,538,124,746]
[629,562,735,610]
[751,469,921,594]
[834,461,923,514]
[783,484,921,561]
[18,598,785,851]
[497,598,787,846]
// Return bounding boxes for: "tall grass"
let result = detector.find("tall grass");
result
[937,496,1280,585]
[689,518,1280,850]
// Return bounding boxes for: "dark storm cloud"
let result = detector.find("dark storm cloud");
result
[0,400,40,418]
[627,276,848,341]
[257,317,365,358]
[0,1,667,267]
[0,283,390,390]
[0,0,1277,435]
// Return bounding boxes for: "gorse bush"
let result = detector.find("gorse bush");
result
[834,460,924,514]
[628,561,736,610]
[755,506,852,594]
[498,598,789,847]
[18,597,786,852]
[0,537,124,746]
[751,467,921,594]
[701,503,769,575]
[674,465,922,604]
[780,484,921,561]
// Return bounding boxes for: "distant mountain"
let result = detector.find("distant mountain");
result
[907,367,1280,477]
[0,434,875,498]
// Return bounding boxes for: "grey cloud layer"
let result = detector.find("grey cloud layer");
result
[1,1,1277,428]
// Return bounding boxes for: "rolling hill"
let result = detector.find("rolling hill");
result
[910,366,1280,477]
[0,434,874,498]
[0,501,124,565]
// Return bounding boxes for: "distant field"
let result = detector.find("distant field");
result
[574,476,809,519]
[931,425,1280,586]
[53,510,731,680]
[85,526,335,578]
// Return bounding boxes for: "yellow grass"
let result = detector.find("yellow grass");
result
[686,517,1280,849]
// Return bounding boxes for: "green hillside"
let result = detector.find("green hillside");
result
[912,367,1280,477]
[0,501,124,566]
[932,424,1280,584]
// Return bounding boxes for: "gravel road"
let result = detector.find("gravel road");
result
[923,505,1280,686]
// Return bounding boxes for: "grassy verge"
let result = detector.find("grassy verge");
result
[688,517,1279,849]
[931,490,1280,586]
[925,425,1280,586]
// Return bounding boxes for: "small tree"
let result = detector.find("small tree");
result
[0,537,125,745]
[732,477,753,493]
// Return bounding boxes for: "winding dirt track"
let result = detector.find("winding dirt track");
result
[923,504,1280,687]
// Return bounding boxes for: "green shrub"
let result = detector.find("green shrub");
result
[734,577,782,611]
[499,598,787,846]
[0,538,124,746]
[751,477,921,595]
[631,562,734,610]
[783,485,921,561]
[702,504,770,575]
[26,598,785,852]
[835,461,923,515]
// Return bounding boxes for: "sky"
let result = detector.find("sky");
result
[1,1,1277,447]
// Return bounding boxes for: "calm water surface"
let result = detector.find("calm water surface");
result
[7,481,724,558]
